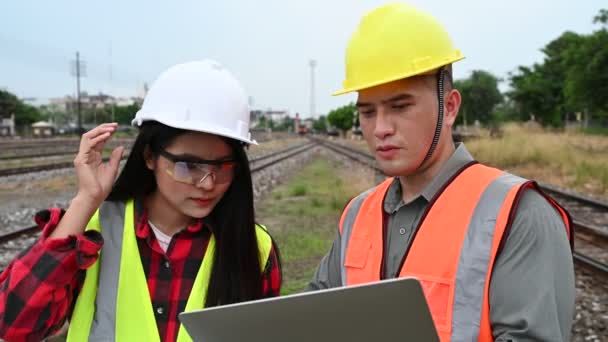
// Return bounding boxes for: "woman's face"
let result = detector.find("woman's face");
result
[146,131,235,220]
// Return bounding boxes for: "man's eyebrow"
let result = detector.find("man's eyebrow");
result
[383,93,414,104]
[355,101,373,107]
[356,93,415,107]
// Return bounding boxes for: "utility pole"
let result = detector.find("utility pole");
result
[309,59,316,119]
[108,42,116,123]
[71,52,86,134]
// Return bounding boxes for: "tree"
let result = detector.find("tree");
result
[563,15,608,121]
[41,108,71,127]
[312,115,327,133]
[327,103,356,135]
[274,115,294,131]
[507,9,608,127]
[453,70,503,126]
[508,31,585,127]
[257,115,267,129]
[0,89,43,128]
[491,100,519,124]
[508,64,556,124]
[113,103,141,125]
[594,9,608,25]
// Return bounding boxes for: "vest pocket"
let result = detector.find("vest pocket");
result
[411,274,454,334]
[344,237,372,268]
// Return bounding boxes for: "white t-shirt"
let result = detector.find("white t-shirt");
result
[148,220,174,253]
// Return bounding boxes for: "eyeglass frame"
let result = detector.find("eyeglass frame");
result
[157,147,237,185]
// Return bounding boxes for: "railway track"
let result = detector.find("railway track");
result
[3,137,607,278]
[2,136,604,339]
[314,137,608,278]
[0,150,82,161]
[0,140,133,160]
[0,138,133,151]
[0,141,318,268]
[0,140,309,178]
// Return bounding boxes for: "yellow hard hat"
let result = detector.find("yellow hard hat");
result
[334,2,464,95]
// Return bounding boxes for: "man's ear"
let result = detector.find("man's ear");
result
[443,88,462,129]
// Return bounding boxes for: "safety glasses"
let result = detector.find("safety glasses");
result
[158,148,236,185]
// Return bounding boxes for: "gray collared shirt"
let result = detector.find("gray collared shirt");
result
[307,143,575,342]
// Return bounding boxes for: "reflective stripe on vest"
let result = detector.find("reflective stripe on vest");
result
[339,163,572,342]
[67,199,273,341]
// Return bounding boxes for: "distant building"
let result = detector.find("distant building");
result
[0,114,15,136]
[302,118,314,129]
[0,96,16,136]
[48,93,143,113]
[250,109,290,127]
[250,110,262,120]
[265,110,289,123]
[115,97,136,106]
[22,97,50,107]
[31,121,55,137]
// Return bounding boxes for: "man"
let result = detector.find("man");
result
[308,3,575,341]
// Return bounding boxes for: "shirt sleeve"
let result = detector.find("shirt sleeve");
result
[261,240,282,298]
[305,231,343,291]
[490,190,575,342]
[0,208,103,341]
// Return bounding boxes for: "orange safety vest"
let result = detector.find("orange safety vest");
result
[339,163,572,342]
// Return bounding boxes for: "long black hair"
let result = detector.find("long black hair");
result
[108,121,273,306]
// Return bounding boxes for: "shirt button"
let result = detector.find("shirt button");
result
[399,228,406,235]
[164,260,170,269]
[156,306,164,315]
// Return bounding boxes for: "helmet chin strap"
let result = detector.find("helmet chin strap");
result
[418,67,447,170]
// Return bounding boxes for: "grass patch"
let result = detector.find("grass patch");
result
[333,124,608,196]
[580,126,608,136]
[466,123,608,196]
[257,157,374,295]
[289,184,308,196]
[311,197,323,207]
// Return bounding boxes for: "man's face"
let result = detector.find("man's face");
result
[356,76,439,176]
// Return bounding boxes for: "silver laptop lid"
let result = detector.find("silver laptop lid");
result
[179,277,439,342]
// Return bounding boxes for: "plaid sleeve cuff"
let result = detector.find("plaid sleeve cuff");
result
[262,242,282,297]
[35,208,103,269]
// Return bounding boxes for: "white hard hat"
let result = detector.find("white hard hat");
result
[132,59,257,145]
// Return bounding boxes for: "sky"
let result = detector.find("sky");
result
[0,0,605,118]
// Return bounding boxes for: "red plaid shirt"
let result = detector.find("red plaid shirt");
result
[0,204,281,342]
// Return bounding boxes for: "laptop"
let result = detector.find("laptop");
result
[179,277,439,342]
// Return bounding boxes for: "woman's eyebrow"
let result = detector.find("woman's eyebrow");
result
[170,153,234,163]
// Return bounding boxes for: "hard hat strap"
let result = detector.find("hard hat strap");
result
[419,67,446,168]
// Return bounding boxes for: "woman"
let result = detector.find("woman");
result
[0,60,281,342]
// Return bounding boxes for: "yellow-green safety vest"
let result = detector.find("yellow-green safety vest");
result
[66,199,272,341]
